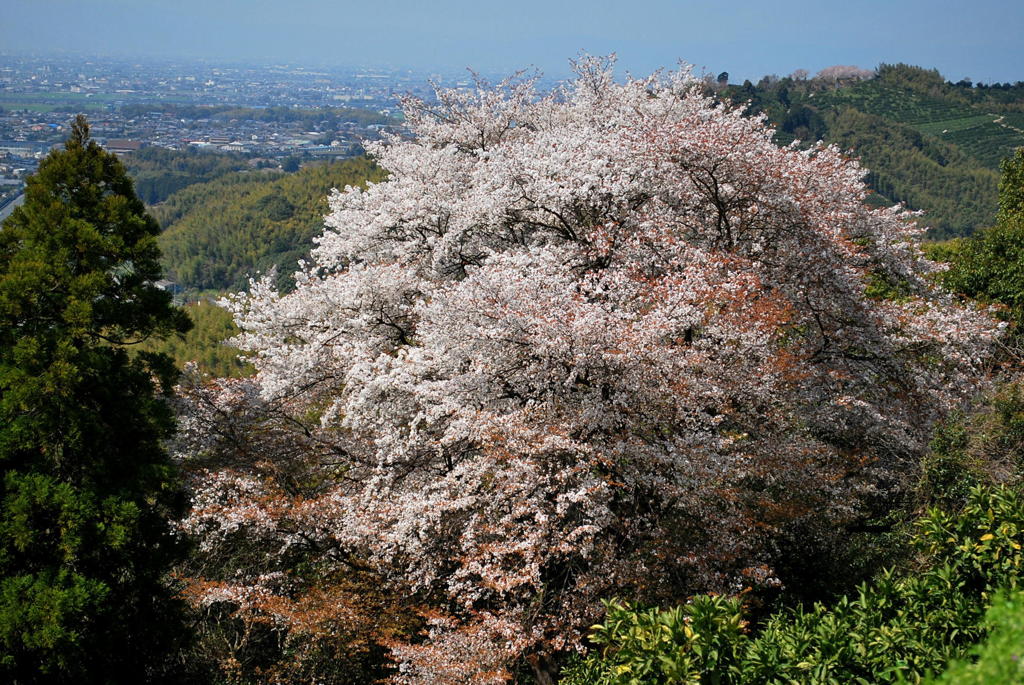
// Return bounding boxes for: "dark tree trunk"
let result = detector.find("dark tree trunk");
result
[527,653,557,685]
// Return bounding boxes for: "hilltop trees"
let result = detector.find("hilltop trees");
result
[0,116,192,681]
[180,58,999,682]
[814,64,875,84]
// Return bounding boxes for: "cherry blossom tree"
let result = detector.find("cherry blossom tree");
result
[179,56,999,682]
[814,64,876,83]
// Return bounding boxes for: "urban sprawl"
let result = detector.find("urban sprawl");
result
[0,53,526,216]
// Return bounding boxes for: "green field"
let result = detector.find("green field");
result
[0,91,201,112]
[915,114,995,136]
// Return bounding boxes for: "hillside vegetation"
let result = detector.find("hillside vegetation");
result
[135,301,252,378]
[123,147,249,205]
[154,156,385,292]
[815,68,1024,169]
[826,108,999,237]
[725,63,1024,238]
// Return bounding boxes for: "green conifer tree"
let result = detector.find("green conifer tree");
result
[0,116,192,682]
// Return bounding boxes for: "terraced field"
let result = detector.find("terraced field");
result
[815,83,974,125]
[814,81,1024,169]
[910,114,1024,168]
[939,121,1024,168]
[915,114,993,136]
[999,112,1024,134]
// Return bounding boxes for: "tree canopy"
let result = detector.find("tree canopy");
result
[175,58,1000,683]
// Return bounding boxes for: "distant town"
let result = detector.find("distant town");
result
[0,53,534,214]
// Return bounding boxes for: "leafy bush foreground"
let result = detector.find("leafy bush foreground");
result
[929,588,1024,685]
[563,484,1024,684]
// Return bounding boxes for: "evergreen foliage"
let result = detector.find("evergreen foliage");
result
[928,590,1024,685]
[0,116,192,682]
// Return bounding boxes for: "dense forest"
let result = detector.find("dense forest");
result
[124,146,250,204]
[4,60,1024,685]
[154,156,385,292]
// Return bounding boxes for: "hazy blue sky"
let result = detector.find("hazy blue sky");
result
[2,0,1022,82]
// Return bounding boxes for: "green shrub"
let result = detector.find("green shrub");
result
[942,149,1024,326]
[563,485,1024,684]
[918,381,1024,509]
[568,595,745,684]
[928,590,1024,684]
[919,413,982,509]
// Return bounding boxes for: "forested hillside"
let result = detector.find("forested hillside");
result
[154,156,384,292]
[723,63,1024,238]
[135,301,252,378]
[826,108,998,237]
[123,147,249,204]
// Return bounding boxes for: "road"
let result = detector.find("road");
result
[0,193,25,224]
